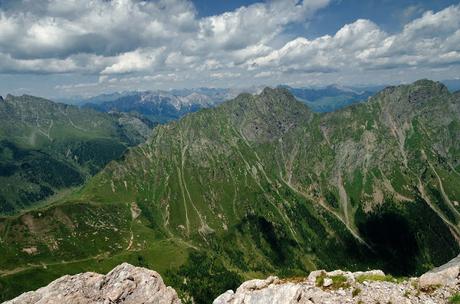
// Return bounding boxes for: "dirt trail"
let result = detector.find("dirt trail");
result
[0,253,108,277]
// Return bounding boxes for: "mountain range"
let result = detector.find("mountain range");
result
[72,85,380,125]
[0,80,459,303]
[53,80,460,123]
[82,90,226,124]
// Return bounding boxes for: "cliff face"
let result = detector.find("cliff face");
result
[5,254,460,304]
[3,263,180,304]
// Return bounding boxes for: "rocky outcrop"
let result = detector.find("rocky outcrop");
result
[420,254,460,289]
[4,263,180,304]
[5,254,460,304]
[214,255,460,304]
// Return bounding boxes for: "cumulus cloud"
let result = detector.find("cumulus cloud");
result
[0,0,459,94]
[183,0,329,54]
[0,0,195,59]
[248,5,460,74]
[0,0,329,75]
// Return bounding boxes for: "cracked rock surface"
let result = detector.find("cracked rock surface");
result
[4,263,180,304]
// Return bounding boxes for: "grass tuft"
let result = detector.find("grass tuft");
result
[449,293,460,304]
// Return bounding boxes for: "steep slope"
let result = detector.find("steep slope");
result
[0,80,459,302]
[84,80,460,272]
[0,95,153,214]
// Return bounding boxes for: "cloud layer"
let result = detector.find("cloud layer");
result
[0,0,459,94]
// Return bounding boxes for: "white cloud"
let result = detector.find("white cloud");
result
[211,72,241,79]
[0,0,459,95]
[0,0,196,59]
[248,5,460,73]
[183,0,329,54]
[101,47,166,74]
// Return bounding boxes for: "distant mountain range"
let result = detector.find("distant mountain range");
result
[281,84,381,112]
[73,85,381,124]
[81,90,228,124]
[58,81,459,126]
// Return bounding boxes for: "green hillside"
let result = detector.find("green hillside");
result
[0,94,152,214]
[1,80,459,302]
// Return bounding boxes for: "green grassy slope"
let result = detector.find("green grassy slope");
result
[0,95,152,214]
[1,80,460,302]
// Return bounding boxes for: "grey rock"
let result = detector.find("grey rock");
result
[322,278,333,287]
[307,270,325,283]
[214,265,460,304]
[419,253,460,288]
[4,263,180,304]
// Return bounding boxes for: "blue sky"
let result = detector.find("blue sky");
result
[0,0,459,98]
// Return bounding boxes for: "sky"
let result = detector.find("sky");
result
[0,0,459,98]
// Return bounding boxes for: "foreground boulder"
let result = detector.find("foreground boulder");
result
[4,263,180,304]
[419,254,460,289]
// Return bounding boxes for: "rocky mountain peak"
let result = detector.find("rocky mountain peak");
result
[225,87,312,142]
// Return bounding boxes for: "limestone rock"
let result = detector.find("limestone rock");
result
[4,263,181,304]
[322,278,333,287]
[307,270,325,283]
[214,267,460,304]
[419,253,460,288]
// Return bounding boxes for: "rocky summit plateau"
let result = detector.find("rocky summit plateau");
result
[6,254,460,304]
